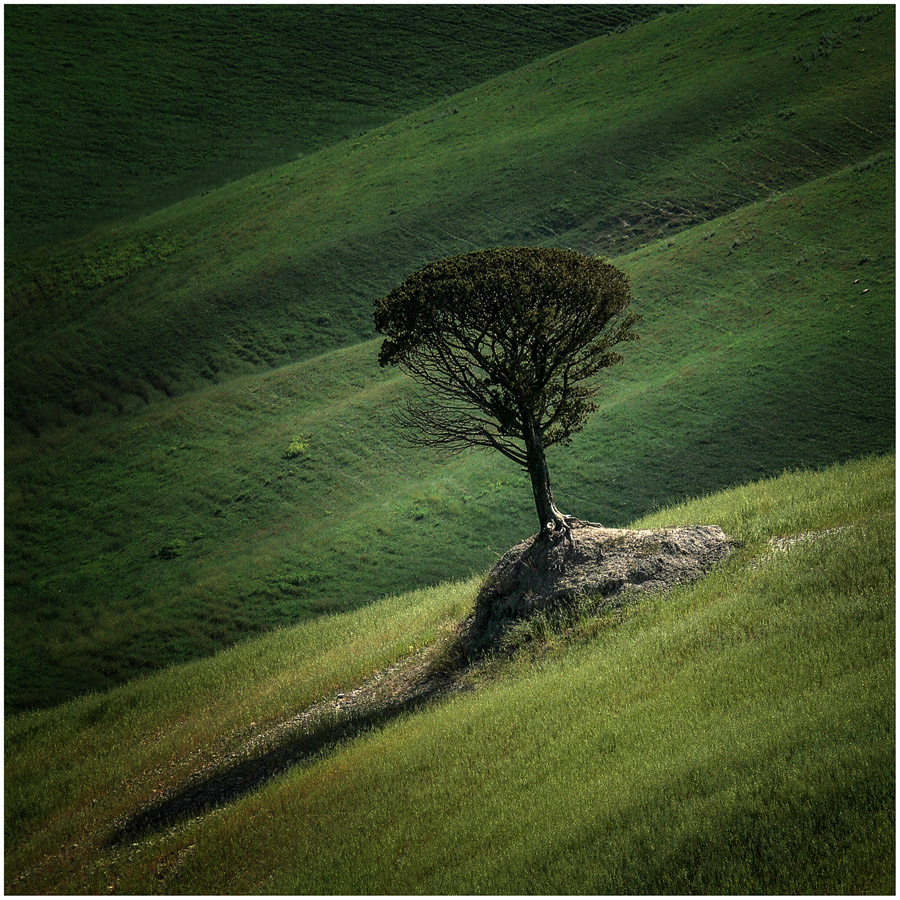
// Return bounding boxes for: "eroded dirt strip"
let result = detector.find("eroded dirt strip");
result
[110,639,469,844]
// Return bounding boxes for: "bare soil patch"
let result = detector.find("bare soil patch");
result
[461,521,737,654]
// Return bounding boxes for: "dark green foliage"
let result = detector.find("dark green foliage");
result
[377,248,638,456]
[154,540,185,561]
[376,248,639,527]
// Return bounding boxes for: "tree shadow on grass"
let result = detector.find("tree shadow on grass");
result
[108,649,463,847]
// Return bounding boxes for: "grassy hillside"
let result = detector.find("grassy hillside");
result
[5,5,894,714]
[6,9,894,889]
[6,4,893,439]
[5,4,668,254]
[5,455,894,893]
[5,152,894,711]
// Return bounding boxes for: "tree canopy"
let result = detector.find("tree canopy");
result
[375,246,639,531]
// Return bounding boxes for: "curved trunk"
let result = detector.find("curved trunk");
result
[523,415,565,532]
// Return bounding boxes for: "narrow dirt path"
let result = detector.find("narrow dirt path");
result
[110,638,470,845]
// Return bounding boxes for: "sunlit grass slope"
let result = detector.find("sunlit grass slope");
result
[5,455,893,894]
[6,4,893,438]
[6,153,893,711]
[5,4,666,254]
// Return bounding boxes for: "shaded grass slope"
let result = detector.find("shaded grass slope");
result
[6,4,893,439]
[5,4,669,254]
[5,455,893,893]
[5,155,893,711]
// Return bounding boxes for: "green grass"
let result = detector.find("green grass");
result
[6,4,893,439]
[5,4,669,254]
[5,4,894,711]
[5,8,894,890]
[5,455,894,893]
[5,151,893,712]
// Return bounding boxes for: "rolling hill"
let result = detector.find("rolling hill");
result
[6,4,892,438]
[5,152,894,711]
[5,4,670,254]
[5,3,894,712]
[5,5,894,893]
[5,455,894,892]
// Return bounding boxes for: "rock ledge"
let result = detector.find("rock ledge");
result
[462,522,737,653]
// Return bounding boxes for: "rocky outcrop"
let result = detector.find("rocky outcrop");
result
[462,521,737,653]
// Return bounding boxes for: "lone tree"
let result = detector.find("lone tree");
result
[375,247,640,533]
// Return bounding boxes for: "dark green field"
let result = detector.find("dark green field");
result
[7,6,892,441]
[6,3,893,712]
[6,155,894,711]
[4,6,895,893]
[5,4,668,254]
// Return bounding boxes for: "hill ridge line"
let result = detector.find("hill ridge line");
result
[12,146,892,456]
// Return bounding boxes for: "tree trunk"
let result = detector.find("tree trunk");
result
[523,415,565,532]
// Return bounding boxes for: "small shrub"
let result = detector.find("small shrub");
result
[154,539,185,560]
[283,434,309,459]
